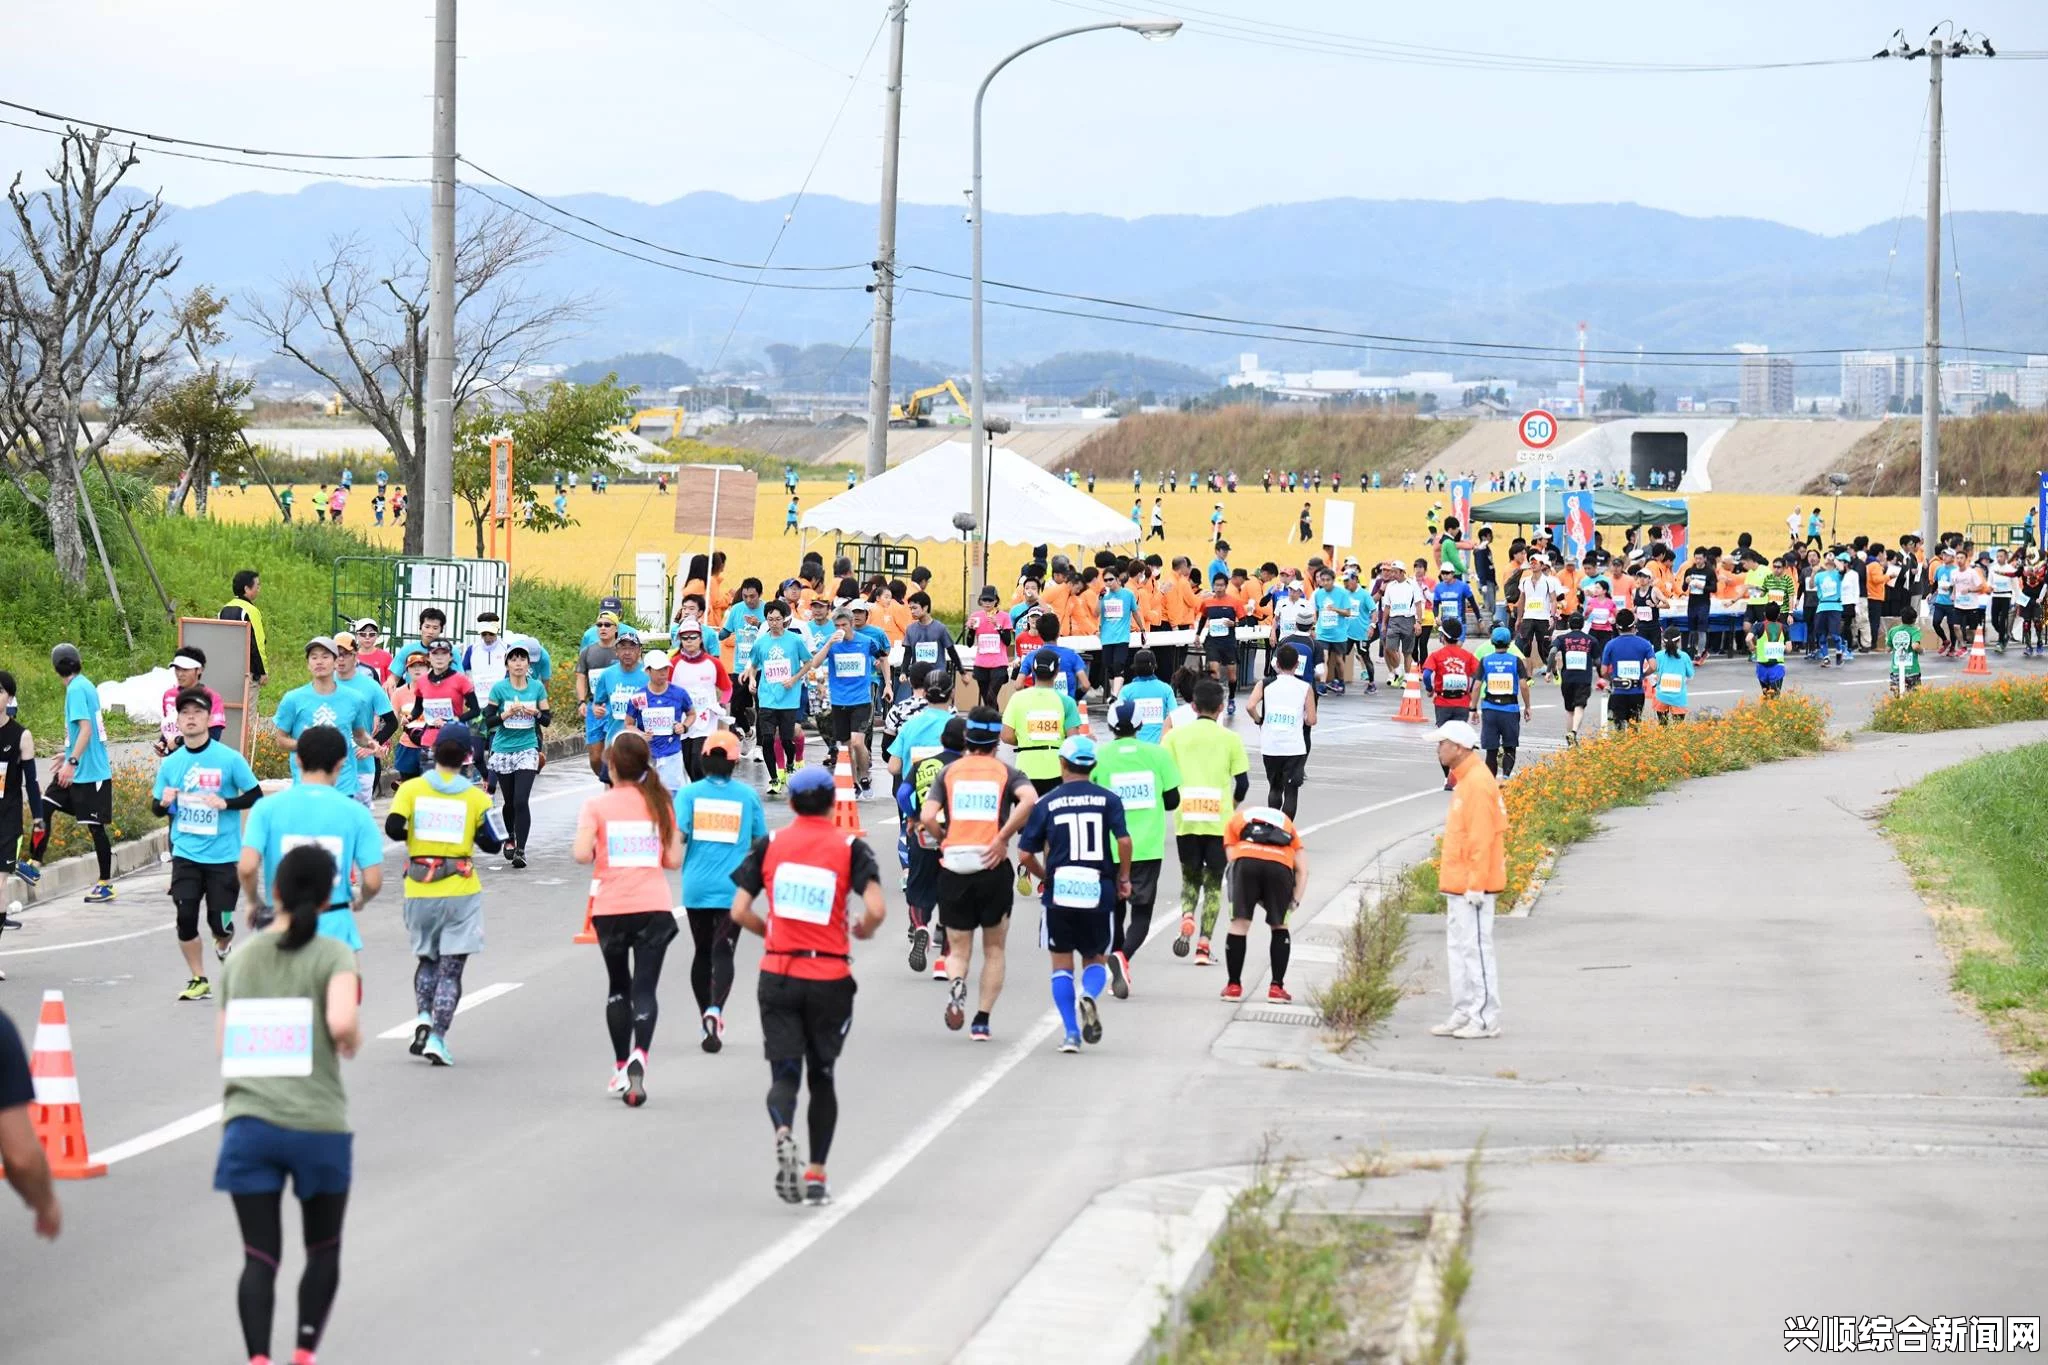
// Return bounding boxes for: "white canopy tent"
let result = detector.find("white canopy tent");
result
[799,440,1137,548]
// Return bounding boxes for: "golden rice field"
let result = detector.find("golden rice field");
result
[199,481,2037,618]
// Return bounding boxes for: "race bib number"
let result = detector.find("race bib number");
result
[691,797,743,844]
[1025,712,1063,743]
[736,627,759,655]
[1102,598,1125,621]
[1565,649,1588,671]
[610,688,643,714]
[1109,769,1156,809]
[503,708,535,729]
[1318,608,1340,632]
[1760,641,1785,663]
[771,862,837,925]
[176,768,223,837]
[411,795,469,845]
[1132,698,1164,726]
[949,779,1001,821]
[975,631,1003,657]
[605,819,662,868]
[641,706,677,737]
[1658,672,1684,697]
[1052,865,1102,908]
[1616,660,1642,683]
[763,656,793,685]
[1485,672,1514,697]
[221,997,315,1079]
[1441,673,1469,694]
[1266,708,1299,731]
[1182,786,1223,821]
[914,642,939,665]
[1209,617,1232,637]
[908,745,941,765]
[833,652,866,679]
[422,697,455,724]
[279,834,347,901]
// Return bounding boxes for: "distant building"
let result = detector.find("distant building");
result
[1738,350,1795,415]
[1225,352,1515,408]
[1839,352,1917,416]
[2020,358,2048,411]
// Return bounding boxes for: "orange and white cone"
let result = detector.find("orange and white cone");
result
[1965,624,1991,675]
[1394,667,1427,722]
[574,878,600,945]
[15,991,106,1179]
[832,751,867,836]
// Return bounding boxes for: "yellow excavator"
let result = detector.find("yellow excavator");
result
[625,407,690,440]
[889,380,970,427]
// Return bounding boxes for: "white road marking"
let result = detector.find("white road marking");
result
[97,1102,224,1167]
[0,923,173,957]
[376,981,524,1038]
[1298,787,1443,838]
[607,1009,1064,1364]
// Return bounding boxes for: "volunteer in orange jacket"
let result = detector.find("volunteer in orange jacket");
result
[1430,719,1505,1040]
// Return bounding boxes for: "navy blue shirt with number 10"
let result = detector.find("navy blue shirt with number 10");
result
[1018,780,1129,912]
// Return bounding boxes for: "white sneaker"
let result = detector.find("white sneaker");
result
[607,1063,631,1094]
[1451,1020,1501,1040]
[1428,1016,1471,1037]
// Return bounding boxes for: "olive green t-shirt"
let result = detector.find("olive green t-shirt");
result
[219,931,356,1133]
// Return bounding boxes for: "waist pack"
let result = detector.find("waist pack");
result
[1240,818,1294,849]
[407,856,475,884]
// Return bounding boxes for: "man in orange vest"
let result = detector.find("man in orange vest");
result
[730,766,886,1206]
[1431,720,1506,1040]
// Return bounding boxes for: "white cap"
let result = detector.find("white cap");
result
[642,649,673,671]
[1433,719,1480,749]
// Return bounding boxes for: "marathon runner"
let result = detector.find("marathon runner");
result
[745,600,811,796]
[625,649,693,792]
[667,624,731,781]
[965,586,1015,711]
[1219,802,1308,1003]
[332,634,397,804]
[1016,736,1130,1054]
[1162,678,1250,966]
[675,731,768,1054]
[1245,643,1314,819]
[1649,631,1697,724]
[152,646,225,755]
[238,726,384,952]
[389,607,455,675]
[409,639,480,775]
[922,707,1036,1039]
[575,610,623,781]
[590,629,651,787]
[152,688,263,1001]
[1090,697,1181,996]
[0,670,44,908]
[1475,627,1532,779]
[806,606,889,795]
[1747,603,1791,698]
[1421,620,1480,784]
[1884,613,1925,693]
[729,766,887,1205]
[1548,613,1599,746]
[25,644,114,903]
[482,641,549,866]
[274,637,381,804]
[1002,648,1083,800]
[717,579,766,750]
[1112,648,1176,743]
[1601,611,1657,731]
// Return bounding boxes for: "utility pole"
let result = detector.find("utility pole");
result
[424,0,458,559]
[1876,25,1994,550]
[865,0,908,481]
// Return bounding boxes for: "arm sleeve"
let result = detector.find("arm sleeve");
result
[1233,773,1250,805]
[384,812,409,841]
[223,786,262,812]
[846,838,881,895]
[22,757,42,816]
[374,711,400,744]
[730,836,770,895]
[150,796,172,818]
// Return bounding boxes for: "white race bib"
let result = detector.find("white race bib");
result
[610,688,643,715]
[503,710,535,730]
[771,862,837,925]
[221,997,315,1079]
[1182,786,1223,821]
[1102,598,1125,621]
[1318,608,1340,632]
[1266,708,1299,731]
[690,798,743,845]
[1442,673,1469,693]
[411,795,469,845]
[1051,865,1102,908]
[1133,697,1165,725]
[763,656,793,685]
[949,779,1000,821]
[1616,660,1642,683]
[1209,617,1232,637]
[914,642,939,665]
[422,697,455,724]
[605,819,662,869]
[176,767,224,837]
[833,652,866,679]
[1565,649,1588,671]
[975,631,1003,657]
[641,706,677,737]
[1109,768,1156,809]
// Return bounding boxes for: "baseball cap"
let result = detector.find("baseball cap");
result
[786,766,835,798]
[1490,626,1512,646]
[615,628,642,645]
[702,730,741,763]
[1031,648,1060,678]
[332,631,359,653]
[306,635,340,656]
[676,620,703,637]
[505,642,531,659]
[642,649,672,671]
[979,586,1000,604]
[1059,735,1098,768]
[596,610,621,626]
[436,721,474,751]
[477,617,501,635]
[599,595,624,613]
[849,600,871,614]
[427,636,454,654]
[1434,719,1480,748]
[352,617,380,633]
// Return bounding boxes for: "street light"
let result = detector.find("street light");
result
[968,17,1182,595]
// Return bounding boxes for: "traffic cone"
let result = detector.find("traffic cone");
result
[573,878,599,945]
[17,991,106,1179]
[1965,624,1991,675]
[1394,668,1427,723]
[832,752,867,836]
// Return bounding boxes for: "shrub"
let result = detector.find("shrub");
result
[39,764,165,864]
[1869,676,2048,733]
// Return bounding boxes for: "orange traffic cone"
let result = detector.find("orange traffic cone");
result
[20,991,105,1179]
[1394,667,1427,723]
[1965,624,1991,675]
[832,751,867,836]
[573,878,599,944]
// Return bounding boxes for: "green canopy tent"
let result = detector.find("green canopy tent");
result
[1468,488,1687,529]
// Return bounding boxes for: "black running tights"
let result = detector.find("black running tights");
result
[232,1189,347,1360]
[602,937,671,1063]
[686,907,741,1014]
[498,767,537,850]
[767,1054,840,1165]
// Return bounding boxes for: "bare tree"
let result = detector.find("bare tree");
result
[242,202,585,556]
[0,128,180,586]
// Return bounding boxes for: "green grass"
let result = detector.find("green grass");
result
[1821,412,2048,497]
[1068,406,1468,479]
[1313,884,1412,1045]
[1883,742,2048,1090]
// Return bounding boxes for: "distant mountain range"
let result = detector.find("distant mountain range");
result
[171,183,2048,391]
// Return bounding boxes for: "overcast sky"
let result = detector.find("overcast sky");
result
[1,0,2042,236]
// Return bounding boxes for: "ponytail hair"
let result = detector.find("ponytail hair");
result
[606,731,676,848]
[273,843,338,952]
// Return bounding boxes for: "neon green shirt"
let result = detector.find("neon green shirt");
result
[1161,717,1248,837]
[1003,684,1080,782]
[1091,736,1183,862]
[1884,622,1922,679]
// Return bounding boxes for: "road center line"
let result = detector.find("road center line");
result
[607,1009,1064,1364]
[376,982,524,1038]
[97,1102,224,1167]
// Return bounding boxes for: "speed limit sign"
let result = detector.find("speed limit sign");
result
[1518,408,1559,450]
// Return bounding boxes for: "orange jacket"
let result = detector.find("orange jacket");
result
[1163,572,1200,628]
[1067,583,1100,636]
[1132,578,1165,628]
[1438,753,1507,895]
[874,600,911,644]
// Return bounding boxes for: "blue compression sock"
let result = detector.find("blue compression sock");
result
[1080,961,1109,1001]
[1051,969,1079,1036]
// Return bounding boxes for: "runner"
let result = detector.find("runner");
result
[274,638,380,808]
[0,671,43,912]
[573,731,684,1108]
[389,607,454,675]
[152,688,264,1001]
[666,624,731,781]
[1016,736,1130,1054]
[1090,697,1182,996]
[921,707,1036,1039]
[717,578,766,751]
[385,724,501,1066]
[1311,566,1353,695]
[1548,613,1599,746]
[238,726,384,953]
[1198,572,1245,715]
[575,610,623,782]
[965,586,1015,711]
[1246,643,1315,818]
[805,606,890,795]
[24,644,114,902]
[729,766,887,1205]
[1884,613,1924,693]
[1114,648,1176,743]
[153,647,226,755]
[1747,603,1791,698]
[1377,560,1422,684]
[1095,566,1138,693]
[745,601,810,796]
[408,639,480,778]
[674,731,769,1054]
[1513,553,1560,668]
[590,629,651,786]
[1421,621,1480,782]
[1601,611,1657,731]
[1475,627,1532,779]
[1002,648,1083,799]
[482,642,549,866]
[1649,630,1697,725]
[332,634,397,805]
[625,649,693,792]
[1162,678,1250,966]
[214,842,360,1365]
[1219,801,1308,1003]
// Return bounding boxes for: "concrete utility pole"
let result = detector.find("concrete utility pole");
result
[424,0,458,559]
[865,0,908,482]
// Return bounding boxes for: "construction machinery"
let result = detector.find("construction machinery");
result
[889,380,970,427]
[626,407,691,442]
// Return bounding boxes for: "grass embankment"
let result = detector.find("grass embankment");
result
[1870,676,2048,733]
[1067,407,1468,480]
[1884,743,2048,1090]
[1817,412,2048,497]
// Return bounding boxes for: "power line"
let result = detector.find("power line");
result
[0,113,435,184]
[0,93,427,160]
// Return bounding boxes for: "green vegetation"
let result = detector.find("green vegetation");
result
[1067,406,1467,478]
[1313,883,1411,1045]
[1822,412,2048,496]
[1422,1148,1482,1365]
[1869,676,2048,733]
[1884,743,2048,1091]
[657,436,860,481]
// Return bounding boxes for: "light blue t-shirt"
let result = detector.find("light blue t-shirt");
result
[273,682,376,790]
[63,674,110,785]
[1932,565,1954,606]
[593,664,653,743]
[1652,649,1697,709]
[674,776,769,910]
[1116,677,1178,744]
[1312,587,1353,643]
[750,630,812,711]
[1815,569,1842,611]
[720,602,766,665]
[153,740,260,865]
[240,780,384,949]
[1097,588,1137,646]
[1345,585,1375,641]
[888,706,955,768]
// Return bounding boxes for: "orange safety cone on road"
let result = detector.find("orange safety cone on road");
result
[1394,667,1427,722]
[574,878,600,945]
[832,751,867,836]
[1965,624,1991,675]
[17,991,106,1179]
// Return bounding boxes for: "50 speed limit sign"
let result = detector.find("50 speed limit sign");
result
[1518,408,1559,450]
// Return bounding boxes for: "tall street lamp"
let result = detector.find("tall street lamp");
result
[968,17,1181,595]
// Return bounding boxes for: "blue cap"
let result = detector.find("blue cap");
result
[1491,626,1512,646]
[435,721,473,751]
[1058,735,1098,768]
[786,766,835,798]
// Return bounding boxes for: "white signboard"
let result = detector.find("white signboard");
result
[1321,499,1355,548]
[634,553,670,631]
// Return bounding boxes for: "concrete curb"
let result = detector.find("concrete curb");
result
[1394,1202,1469,1364]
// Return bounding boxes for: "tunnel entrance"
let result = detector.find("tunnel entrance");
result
[1630,431,1688,490]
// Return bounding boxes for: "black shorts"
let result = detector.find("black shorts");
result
[1262,752,1306,791]
[1041,905,1115,956]
[44,777,112,826]
[1560,680,1593,711]
[1204,640,1238,666]
[830,704,874,743]
[1028,774,1062,800]
[169,857,239,941]
[1431,703,1471,727]
[593,909,680,954]
[1517,620,1553,656]
[757,970,857,1064]
[905,842,939,911]
[937,863,1013,931]
[1230,857,1296,926]
[1176,832,1226,879]
[0,807,21,869]
[1609,693,1645,724]
[1123,857,1161,912]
